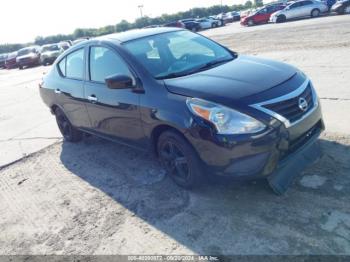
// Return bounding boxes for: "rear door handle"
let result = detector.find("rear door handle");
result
[54,89,61,94]
[87,95,98,102]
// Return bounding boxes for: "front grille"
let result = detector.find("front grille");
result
[19,57,31,63]
[280,120,323,160]
[263,83,314,123]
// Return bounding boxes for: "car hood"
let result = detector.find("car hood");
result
[18,53,37,59]
[41,51,60,57]
[164,55,297,106]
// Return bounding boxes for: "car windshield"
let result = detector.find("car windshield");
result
[124,30,235,79]
[42,44,60,52]
[18,48,34,56]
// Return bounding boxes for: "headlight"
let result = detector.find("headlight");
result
[186,98,266,135]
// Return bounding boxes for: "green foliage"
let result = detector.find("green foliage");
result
[0,1,258,54]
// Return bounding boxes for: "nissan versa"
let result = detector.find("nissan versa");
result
[39,28,324,194]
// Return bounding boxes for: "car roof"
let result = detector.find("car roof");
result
[98,27,182,43]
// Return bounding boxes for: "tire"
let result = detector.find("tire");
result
[19,65,23,70]
[276,15,286,23]
[157,130,203,189]
[311,8,320,17]
[247,19,254,26]
[55,107,82,142]
[191,27,197,32]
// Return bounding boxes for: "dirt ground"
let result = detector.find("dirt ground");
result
[0,15,350,255]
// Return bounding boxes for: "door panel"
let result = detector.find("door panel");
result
[84,45,144,146]
[55,49,90,128]
[84,82,143,145]
[56,78,90,128]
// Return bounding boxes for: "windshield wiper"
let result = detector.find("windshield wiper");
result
[156,56,236,80]
[156,71,193,80]
[196,57,234,72]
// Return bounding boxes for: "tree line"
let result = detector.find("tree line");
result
[0,1,262,54]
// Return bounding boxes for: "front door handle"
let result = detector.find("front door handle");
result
[54,89,61,94]
[87,95,98,102]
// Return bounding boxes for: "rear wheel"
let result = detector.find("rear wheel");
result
[19,65,23,70]
[311,8,320,17]
[55,107,82,142]
[157,131,203,189]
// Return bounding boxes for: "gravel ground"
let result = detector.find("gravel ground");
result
[0,15,350,255]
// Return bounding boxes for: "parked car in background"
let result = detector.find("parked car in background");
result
[5,51,18,69]
[196,18,216,29]
[209,16,225,26]
[164,21,186,28]
[59,41,71,50]
[216,13,232,24]
[39,28,324,194]
[226,11,241,22]
[72,38,89,45]
[16,46,41,69]
[180,19,201,32]
[0,53,8,68]
[241,4,286,26]
[331,0,350,14]
[40,43,64,65]
[206,17,223,27]
[270,0,328,23]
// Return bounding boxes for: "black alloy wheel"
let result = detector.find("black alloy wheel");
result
[55,108,82,142]
[157,131,202,188]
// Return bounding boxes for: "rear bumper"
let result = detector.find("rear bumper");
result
[186,101,324,182]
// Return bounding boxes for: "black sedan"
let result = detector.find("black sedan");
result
[39,28,324,194]
[331,0,350,14]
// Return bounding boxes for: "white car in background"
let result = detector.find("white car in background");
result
[270,0,328,23]
[196,18,214,29]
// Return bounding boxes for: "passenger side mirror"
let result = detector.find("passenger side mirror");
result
[105,74,134,89]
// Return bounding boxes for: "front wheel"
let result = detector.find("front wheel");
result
[157,131,203,189]
[55,108,82,142]
[247,19,254,26]
[276,15,286,23]
[311,9,320,17]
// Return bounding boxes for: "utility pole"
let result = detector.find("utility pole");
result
[138,4,144,18]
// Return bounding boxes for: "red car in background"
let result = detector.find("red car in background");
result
[5,51,18,69]
[241,4,286,26]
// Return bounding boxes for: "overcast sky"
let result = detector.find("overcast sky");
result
[0,0,246,44]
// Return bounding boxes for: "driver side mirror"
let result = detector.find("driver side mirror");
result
[105,74,134,89]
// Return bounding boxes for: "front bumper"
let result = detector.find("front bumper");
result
[41,55,58,64]
[331,4,343,12]
[269,16,278,23]
[18,57,40,66]
[186,99,324,182]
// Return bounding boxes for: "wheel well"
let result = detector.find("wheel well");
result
[151,125,187,156]
[51,104,59,115]
[311,8,320,13]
